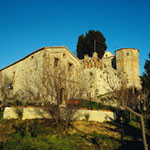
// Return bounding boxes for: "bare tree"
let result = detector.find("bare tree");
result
[22,58,87,138]
[100,70,150,150]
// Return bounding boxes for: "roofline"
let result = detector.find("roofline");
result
[56,46,80,62]
[115,48,139,53]
[0,46,80,72]
[102,55,114,59]
[0,47,45,72]
[102,51,114,59]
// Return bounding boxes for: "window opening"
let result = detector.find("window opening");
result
[68,63,73,71]
[54,58,59,67]
[8,83,13,90]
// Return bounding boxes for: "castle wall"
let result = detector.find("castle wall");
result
[80,65,123,100]
[80,48,141,100]
[0,47,81,103]
[0,46,142,103]
[1,49,44,93]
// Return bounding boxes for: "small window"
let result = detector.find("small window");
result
[90,72,93,76]
[8,83,13,90]
[54,58,59,67]
[63,54,66,58]
[68,63,73,71]
[127,53,129,56]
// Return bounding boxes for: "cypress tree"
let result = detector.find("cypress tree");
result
[76,30,107,59]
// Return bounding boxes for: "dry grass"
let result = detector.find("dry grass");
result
[70,120,120,139]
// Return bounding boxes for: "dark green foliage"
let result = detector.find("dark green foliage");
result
[76,30,107,59]
[78,99,116,112]
[78,99,100,109]
[77,35,85,59]
[25,101,35,106]
[141,52,150,90]
[13,100,23,106]
[115,110,131,125]
[145,118,150,133]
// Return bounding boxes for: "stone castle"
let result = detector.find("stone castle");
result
[0,46,141,102]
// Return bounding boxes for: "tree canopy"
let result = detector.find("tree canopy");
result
[76,30,107,59]
[141,52,150,90]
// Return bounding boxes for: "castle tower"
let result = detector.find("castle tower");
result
[115,48,141,89]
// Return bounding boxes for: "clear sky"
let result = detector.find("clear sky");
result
[0,0,150,75]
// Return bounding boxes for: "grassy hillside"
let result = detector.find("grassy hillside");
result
[0,115,148,150]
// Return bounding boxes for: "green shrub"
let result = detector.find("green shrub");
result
[14,100,24,106]
[78,99,100,109]
[78,99,117,112]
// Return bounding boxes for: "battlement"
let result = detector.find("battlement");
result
[82,52,102,69]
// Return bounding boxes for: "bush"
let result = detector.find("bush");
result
[78,99,100,109]
[78,99,116,112]
[14,100,24,106]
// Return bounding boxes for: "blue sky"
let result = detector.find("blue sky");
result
[0,0,150,75]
